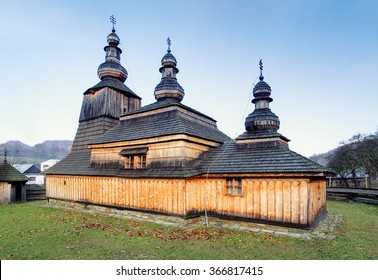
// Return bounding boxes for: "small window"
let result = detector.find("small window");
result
[225,179,243,196]
[124,154,147,169]
[120,148,148,170]
[125,156,134,169]
[138,155,146,169]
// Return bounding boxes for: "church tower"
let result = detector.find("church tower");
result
[236,60,289,146]
[154,38,185,102]
[71,17,141,151]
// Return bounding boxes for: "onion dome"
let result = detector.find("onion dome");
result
[107,30,120,46]
[154,38,185,102]
[245,60,280,132]
[97,27,128,82]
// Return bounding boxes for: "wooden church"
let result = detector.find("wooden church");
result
[46,23,332,228]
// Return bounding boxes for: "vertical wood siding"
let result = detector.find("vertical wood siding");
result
[46,175,326,225]
[46,176,186,215]
[0,182,11,204]
[186,178,325,225]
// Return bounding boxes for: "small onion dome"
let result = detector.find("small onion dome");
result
[154,48,185,102]
[252,79,273,103]
[245,74,280,132]
[107,31,120,46]
[245,108,280,132]
[159,51,179,73]
[98,61,128,82]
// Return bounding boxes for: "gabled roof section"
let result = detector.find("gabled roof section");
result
[0,163,29,182]
[84,77,141,99]
[12,164,41,174]
[121,98,216,122]
[198,141,333,175]
[91,108,230,145]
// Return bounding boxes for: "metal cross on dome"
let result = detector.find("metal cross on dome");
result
[110,15,116,32]
[259,59,264,80]
[167,37,171,52]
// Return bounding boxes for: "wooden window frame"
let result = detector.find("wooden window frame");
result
[124,154,147,170]
[125,155,134,169]
[225,178,243,196]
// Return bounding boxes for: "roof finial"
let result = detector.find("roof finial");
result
[167,37,171,53]
[259,59,264,81]
[110,15,116,32]
[4,149,7,163]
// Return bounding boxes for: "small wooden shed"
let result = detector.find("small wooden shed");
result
[0,161,28,204]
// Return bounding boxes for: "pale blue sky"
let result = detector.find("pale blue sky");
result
[0,0,377,157]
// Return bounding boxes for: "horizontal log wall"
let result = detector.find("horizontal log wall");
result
[0,182,11,204]
[46,176,186,216]
[148,140,211,166]
[90,146,124,166]
[90,138,213,167]
[186,178,324,225]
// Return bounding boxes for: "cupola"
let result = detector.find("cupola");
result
[236,60,289,145]
[245,60,280,133]
[154,38,185,102]
[97,16,128,82]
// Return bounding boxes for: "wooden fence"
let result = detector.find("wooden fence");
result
[26,185,46,201]
[326,187,378,205]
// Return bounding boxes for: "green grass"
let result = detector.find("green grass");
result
[0,200,377,260]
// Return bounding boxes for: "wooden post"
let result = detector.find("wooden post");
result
[203,196,209,228]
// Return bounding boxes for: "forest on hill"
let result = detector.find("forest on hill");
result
[0,140,72,164]
[310,130,378,188]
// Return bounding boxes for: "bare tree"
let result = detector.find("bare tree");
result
[328,130,378,188]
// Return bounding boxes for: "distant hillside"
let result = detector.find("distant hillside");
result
[309,149,336,167]
[0,140,72,164]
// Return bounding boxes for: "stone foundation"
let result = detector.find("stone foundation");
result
[48,199,202,228]
[48,199,342,240]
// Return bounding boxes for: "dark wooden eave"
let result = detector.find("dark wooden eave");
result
[84,77,141,99]
[0,162,28,182]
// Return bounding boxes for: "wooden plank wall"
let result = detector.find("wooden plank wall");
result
[0,182,11,204]
[46,176,186,215]
[46,176,326,225]
[90,138,212,167]
[308,179,327,224]
[79,88,140,122]
[186,178,322,225]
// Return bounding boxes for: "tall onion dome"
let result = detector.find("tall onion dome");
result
[236,59,289,144]
[244,60,280,133]
[97,26,128,82]
[154,38,185,102]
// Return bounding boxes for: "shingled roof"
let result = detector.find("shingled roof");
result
[47,98,332,178]
[122,98,216,122]
[45,141,332,178]
[45,149,200,178]
[0,162,28,182]
[197,140,333,175]
[91,105,230,145]
[83,77,140,99]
